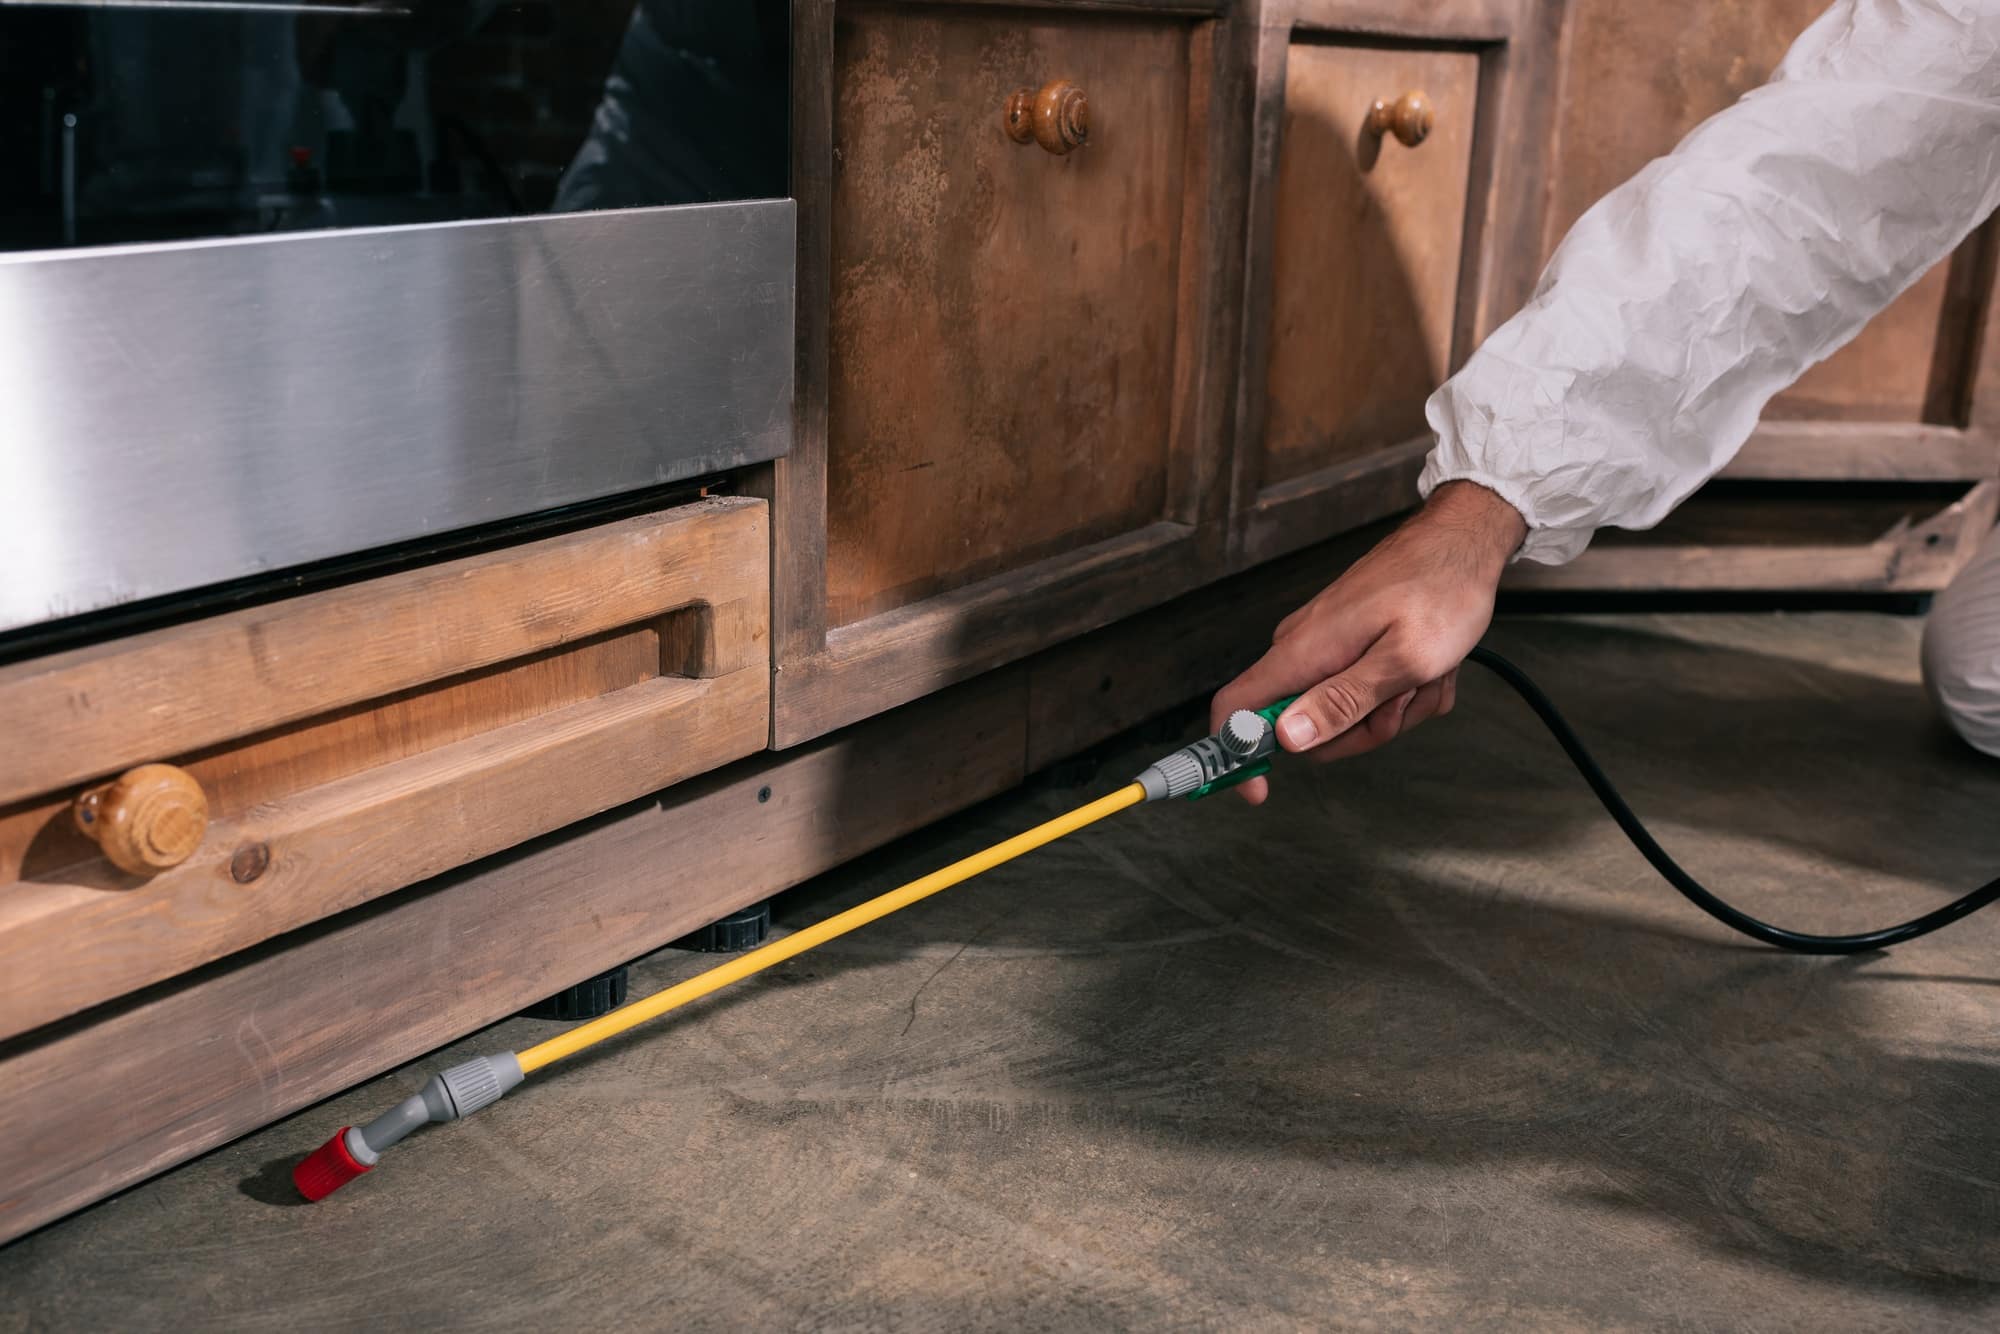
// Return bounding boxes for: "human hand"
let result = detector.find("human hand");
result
[1210,480,1527,803]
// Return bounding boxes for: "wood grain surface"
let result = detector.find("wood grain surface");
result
[776,519,1216,746]
[824,7,1191,624]
[779,2,1248,748]
[1226,1,1563,573]
[1260,39,1479,487]
[0,628,664,883]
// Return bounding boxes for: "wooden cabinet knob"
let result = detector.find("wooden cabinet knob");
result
[1004,79,1089,155]
[1365,90,1433,148]
[73,763,210,875]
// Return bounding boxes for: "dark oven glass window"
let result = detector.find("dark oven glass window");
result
[0,0,790,251]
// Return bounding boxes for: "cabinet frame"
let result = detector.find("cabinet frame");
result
[770,0,1253,748]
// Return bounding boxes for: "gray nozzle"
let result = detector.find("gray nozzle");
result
[1137,750,1204,802]
[436,1051,522,1118]
[356,1051,522,1157]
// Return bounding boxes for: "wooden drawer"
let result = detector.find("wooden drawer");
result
[773,0,1245,745]
[1229,0,1560,570]
[1261,41,1477,488]
[0,497,769,1041]
[1237,33,1480,567]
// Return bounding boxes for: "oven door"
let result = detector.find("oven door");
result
[0,0,793,638]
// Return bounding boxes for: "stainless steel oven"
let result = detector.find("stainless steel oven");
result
[0,0,793,638]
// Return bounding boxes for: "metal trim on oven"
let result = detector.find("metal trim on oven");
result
[0,199,795,635]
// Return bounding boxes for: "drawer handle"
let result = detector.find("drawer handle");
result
[1365,90,1434,148]
[1004,79,1089,156]
[73,763,210,875]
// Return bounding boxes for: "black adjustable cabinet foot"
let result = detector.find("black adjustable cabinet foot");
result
[520,965,629,1021]
[673,901,772,953]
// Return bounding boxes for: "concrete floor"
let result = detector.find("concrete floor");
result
[3,612,1999,1331]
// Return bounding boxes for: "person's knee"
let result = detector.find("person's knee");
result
[1923,530,2000,758]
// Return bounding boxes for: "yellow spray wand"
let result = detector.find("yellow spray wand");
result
[293,701,1289,1202]
[518,782,1144,1074]
[290,639,2000,1201]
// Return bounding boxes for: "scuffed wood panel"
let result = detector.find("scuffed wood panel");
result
[1261,41,1479,485]
[826,7,1192,624]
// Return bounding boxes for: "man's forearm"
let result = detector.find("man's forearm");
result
[1417,481,1528,585]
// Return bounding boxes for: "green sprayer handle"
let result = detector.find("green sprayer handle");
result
[1185,695,1298,800]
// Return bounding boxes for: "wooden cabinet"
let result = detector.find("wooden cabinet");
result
[26,0,2000,1242]
[772,0,1250,746]
[1229,0,1561,568]
[774,0,1562,745]
[0,497,769,1042]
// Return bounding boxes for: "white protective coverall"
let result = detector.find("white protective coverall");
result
[1416,0,2000,755]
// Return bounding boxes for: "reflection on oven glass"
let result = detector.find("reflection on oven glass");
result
[0,0,789,251]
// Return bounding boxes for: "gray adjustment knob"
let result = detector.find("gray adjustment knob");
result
[1220,710,1266,757]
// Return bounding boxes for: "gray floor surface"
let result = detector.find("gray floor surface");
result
[3,613,1999,1332]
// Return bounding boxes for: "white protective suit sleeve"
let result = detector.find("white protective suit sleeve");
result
[1418,0,2000,565]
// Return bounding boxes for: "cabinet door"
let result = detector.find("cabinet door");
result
[1234,37,1482,566]
[773,2,1243,745]
[1547,0,2000,476]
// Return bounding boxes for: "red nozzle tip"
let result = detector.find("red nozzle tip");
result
[293,1128,372,1202]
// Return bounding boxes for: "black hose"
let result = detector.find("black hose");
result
[1464,645,2000,954]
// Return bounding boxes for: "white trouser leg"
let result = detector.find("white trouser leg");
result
[1922,519,2000,758]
